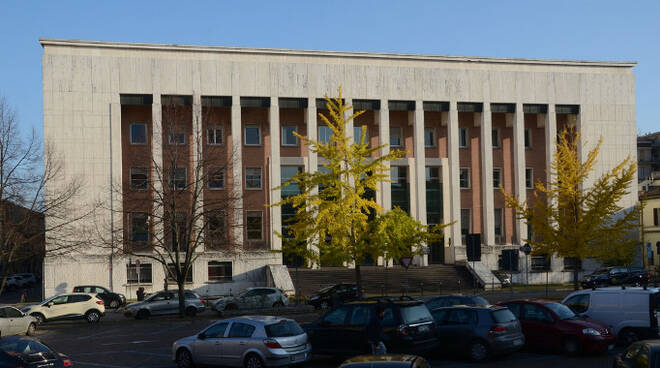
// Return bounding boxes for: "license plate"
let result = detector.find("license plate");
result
[608,344,615,351]
[290,353,304,361]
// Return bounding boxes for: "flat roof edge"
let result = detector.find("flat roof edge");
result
[38,38,637,68]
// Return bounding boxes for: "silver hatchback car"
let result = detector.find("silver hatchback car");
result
[173,316,311,368]
[124,290,206,319]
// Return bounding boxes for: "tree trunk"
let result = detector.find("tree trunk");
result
[177,281,186,317]
[355,264,362,298]
[573,265,579,291]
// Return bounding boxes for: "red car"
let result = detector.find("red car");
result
[498,299,616,355]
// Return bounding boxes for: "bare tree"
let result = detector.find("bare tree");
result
[0,97,91,295]
[99,99,243,317]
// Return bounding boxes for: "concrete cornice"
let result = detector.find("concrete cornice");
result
[39,38,637,68]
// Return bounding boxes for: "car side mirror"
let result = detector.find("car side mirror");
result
[47,302,54,307]
[197,333,206,340]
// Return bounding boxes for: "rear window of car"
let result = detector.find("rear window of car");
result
[265,320,304,337]
[400,304,433,324]
[184,291,199,299]
[471,296,489,306]
[491,309,517,323]
[0,339,51,354]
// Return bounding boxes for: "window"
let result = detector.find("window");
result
[492,128,501,148]
[130,123,147,144]
[348,305,372,326]
[168,126,186,145]
[322,306,350,325]
[69,295,91,303]
[494,208,503,241]
[354,126,368,145]
[318,125,332,144]
[524,128,532,149]
[525,168,533,189]
[459,168,470,189]
[130,212,149,242]
[3,307,22,318]
[51,296,68,305]
[130,167,148,190]
[390,127,402,147]
[521,304,554,323]
[244,125,261,146]
[206,212,227,247]
[170,167,187,190]
[207,126,224,145]
[167,263,193,283]
[245,167,262,189]
[461,209,471,243]
[169,212,188,251]
[208,168,224,189]
[564,294,590,314]
[654,208,659,226]
[208,261,232,282]
[282,125,298,146]
[458,127,468,148]
[228,322,256,338]
[564,257,582,271]
[531,255,551,271]
[203,322,229,338]
[493,168,502,189]
[246,211,263,241]
[127,263,152,284]
[424,127,435,147]
[446,309,478,325]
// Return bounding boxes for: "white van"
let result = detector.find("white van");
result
[562,287,660,345]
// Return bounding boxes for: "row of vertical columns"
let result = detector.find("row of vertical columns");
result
[269,98,282,251]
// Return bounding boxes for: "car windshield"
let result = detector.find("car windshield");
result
[40,296,58,305]
[400,304,433,324]
[544,302,577,320]
[265,320,304,337]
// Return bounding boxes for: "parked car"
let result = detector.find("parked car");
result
[429,305,524,361]
[10,273,37,287]
[0,306,37,336]
[73,285,126,309]
[172,316,311,368]
[340,355,429,368]
[613,339,660,367]
[0,335,72,367]
[581,266,650,288]
[562,286,660,345]
[214,288,288,314]
[308,283,361,309]
[498,299,616,355]
[124,290,206,319]
[305,297,438,357]
[21,293,105,324]
[4,275,29,290]
[425,295,489,310]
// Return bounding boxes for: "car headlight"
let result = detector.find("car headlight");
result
[582,328,601,336]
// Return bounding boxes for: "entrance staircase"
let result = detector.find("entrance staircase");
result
[288,264,476,297]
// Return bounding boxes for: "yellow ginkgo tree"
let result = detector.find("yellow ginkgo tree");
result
[503,127,639,290]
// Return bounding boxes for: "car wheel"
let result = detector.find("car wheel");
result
[244,353,264,368]
[619,328,640,346]
[562,336,581,356]
[320,301,329,309]
[109,300,119,309]
[86,310,101,323]
[31,313,45,325]
[185,307,197,317]
[467,340,489,362]
[26,322,36,336]
[176,348,195,368]
[136,309,150,320]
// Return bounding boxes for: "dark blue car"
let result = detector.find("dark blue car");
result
[0,335,72,367]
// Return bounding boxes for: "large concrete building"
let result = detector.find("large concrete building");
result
[41,39,638,297]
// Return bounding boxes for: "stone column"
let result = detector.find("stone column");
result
[480,104,495,246]
[231,97,244,245]
[413,100,427,266]
[513,103,527,243]
[379,100,391,211]
[270,97,282,251]
[152,93,164,243]
[545,104,557,185]
[447,101,462,251]
[306,98,319,268]
[192,92,204,251]
[345,98,354,142]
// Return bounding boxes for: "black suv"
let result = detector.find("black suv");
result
[73,285,126,309]
[580,267,650,288]
[425,295,489,310]
[308,283,362,309]
[305,297,438,357]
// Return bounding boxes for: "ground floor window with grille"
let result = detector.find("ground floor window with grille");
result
[499,249,519,271]
[531,254,551,271]
[127,263,153,284]
[167,263,193,283]
[208,261,232,283]
[563,257,582,271]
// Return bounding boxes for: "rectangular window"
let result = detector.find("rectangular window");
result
[246,211,263,241]
[318,125,332,144]
[564,257,582,271]
[531,255,551,271]
[169,212,188,252]
[207,126,224,145]
[459,168,470,189]
[524,128,532,149]
[281,125,298,146]
[424,128,435,147]
[168,126,186,145]
[459,127,468,148]
[244,125,261,146]
[206,212,227,248]
[354,126,368,145]
[525,168,533,189]
[130,123,147,145]
[130,167,148,190]
[492,128,501,148]
[493,168,502,189]
[127,263,152,284]
[167,263,193,283]
[281,166,302,197]
[654,208,659,226]
[130,212,149,242]
[494,208,504,241]
[390,127,402,147]
[170,167,187,190]
[245,167,262,189]
[461,209,471,243]
[208,168,224,189]
[208,261,232,283]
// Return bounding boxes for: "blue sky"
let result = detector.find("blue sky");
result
[1,0,658,136]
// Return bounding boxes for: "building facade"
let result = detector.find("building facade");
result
[41,39,637,297]
[638,132,660,194]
